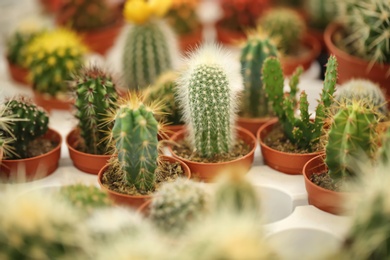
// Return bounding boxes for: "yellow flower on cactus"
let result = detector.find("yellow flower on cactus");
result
[123,0,172,24]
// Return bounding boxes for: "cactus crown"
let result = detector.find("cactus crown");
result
[176,44,242,158]
[262,55,338,151]
[70,65,119,155]
[258,8,306,55]
[166,0,201,35]
[0,96,49,159]
[123,0,172,25]
[239,30,279,118]
[24,28,87,97]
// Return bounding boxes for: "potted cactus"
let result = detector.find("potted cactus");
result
[258,7,320,75]
[324,0,390,104]
[0,96,62,181]
[257,55,337,174]
[237,29,279,135]
[56,0,123,55]
[66,65,119,174]
[24,28,88,112]
[98,94,191,208]
[168,43,257,182]
[122,0,179,91]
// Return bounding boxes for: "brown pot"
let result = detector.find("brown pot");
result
[303,154,348,215]
[168,127,256,182]
[215,23,246,46]
[137,199,152,216]
[6,59,29,86]
[0,128,62,182]
[324,22,390,101]
[179,26,203,52]
[158,124,186,140]
[236,116,275,137]
[33,91,74,112]
[66,128,111,174]
[281,34,321,76]
[98,155,191,208]
[257,119,324,175]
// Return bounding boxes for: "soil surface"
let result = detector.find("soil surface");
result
[309,172,343,192]
[26,138,57,158]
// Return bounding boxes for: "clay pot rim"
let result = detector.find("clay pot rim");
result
[257,119,324,157]
[237,116,274,124]
[1,128,62,162]
[97,155,191,199]
[168,126,257,166]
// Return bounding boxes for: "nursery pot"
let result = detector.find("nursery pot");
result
[98,155,191,209]
[6,59,29,85]
[303,154,348,215]
[179,26,203,52]
[66,128,111,174]
[168,127,256,182]
[215,23,246,45]
[33,91,74,112]
[0,128,62,182]
[158,124,186,141]
[257,119,324,175]
[236,116,275,137]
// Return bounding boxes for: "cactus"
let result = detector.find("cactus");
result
[111,95,159,193]
[0,96,49,159]
[335,79,388,116]
[166,0,201,35]
[239,31,279,118]
[143,70,183,125]
[378,126,390,167]
[122,0,179,91]
[70,65,119,155]
[6,28,41,67]
[304,0,338,30]
[24,28,87,98]
[58,184,112,214]
[149,178,209,235]
[325,100,381,181]
[176,44,242,158]
[258,8,306,55]
[262,55,338,151]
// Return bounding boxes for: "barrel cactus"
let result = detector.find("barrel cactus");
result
[122,0,179,91]
[262,55,338,151]
[239,31,278,118]
[176,43,242,158]
[149,178,209,235]
[0,96,49,159]
[70,65,119,155]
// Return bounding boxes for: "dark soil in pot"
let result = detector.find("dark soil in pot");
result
[310,172,343,192]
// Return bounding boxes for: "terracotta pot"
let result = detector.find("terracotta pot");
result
[324,22,390,101]
[168,127,256,182]
[137,199,152,216]
[236,116,275,137]
[179,26,203,52]
[158,124,186,141]
[215,23,246,45]
[0,128,62,182]
[66,128,111,174]
[39,0,63,13]
[303,154,348,215]
[281,34,321,76]
[33,91,74,112]
[257,119,324,175]
[6,59,29,86]
[98,155,191,208]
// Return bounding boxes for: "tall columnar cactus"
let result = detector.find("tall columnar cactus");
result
[1,97,49,159]
[24,28,87,98]
[71,65,119,155]
[122,0,179,91]
[176,44,242,158]
[325,100,380,181]
[149,178,209,235]
[240,32,278,118]
[262,55,338,151]
[111,95,159,193]
[335,79,388,116]
[258,8,306,55]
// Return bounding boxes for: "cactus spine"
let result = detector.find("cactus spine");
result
[262,55,338,151]
[176,44,242,158]
[240,32,278,118]
[71,65,118,155]
[111,96,159,193]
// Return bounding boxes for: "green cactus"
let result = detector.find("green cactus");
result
[258,8,306,55]
[325,100,380,181]
[262,55,338,151]
[24,28,87,98]
[71,65,119,155]
[111,96,159,193]
[304,0,337,30]
[6,29,41,67]
[1,97,49,159]
[58,184,112,214]
[335,79,388,116]
[122,20,178,91]
[240,32,279,118]
[378,126,390,167]
[149,178,209,235]
[166,0,201,35]
[143,71,183,125]
[176,44,242,158]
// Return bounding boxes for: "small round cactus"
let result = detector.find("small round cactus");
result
[149,178,209,235]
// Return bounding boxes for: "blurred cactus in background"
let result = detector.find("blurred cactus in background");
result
[166,0,201,36]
